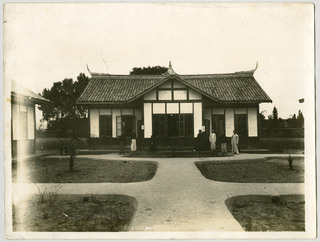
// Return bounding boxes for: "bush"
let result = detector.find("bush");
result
[260,138,304,152]
[36,138,89,151]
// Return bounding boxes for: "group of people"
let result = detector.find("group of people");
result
[119,129,240,155]
[197,129,239,155]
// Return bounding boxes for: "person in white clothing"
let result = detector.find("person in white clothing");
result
[131,130,137,152]
[209,130,216,152]
[231,130,239,155]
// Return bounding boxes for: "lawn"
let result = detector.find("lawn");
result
[13,194,137,232]
[195,157,304,183]
[12,157,158,183]
[226,195,305,231]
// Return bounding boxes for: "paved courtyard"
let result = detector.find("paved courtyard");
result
[12,153,305,232]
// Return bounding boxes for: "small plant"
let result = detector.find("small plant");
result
[35,184,62,207]
[90,193,100,203]
[58,137,82,171]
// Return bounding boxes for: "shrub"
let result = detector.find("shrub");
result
[260,138,304,152]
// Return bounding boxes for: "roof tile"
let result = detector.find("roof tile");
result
[77,72,271,104]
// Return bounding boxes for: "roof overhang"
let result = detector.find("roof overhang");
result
[11,93,51,105]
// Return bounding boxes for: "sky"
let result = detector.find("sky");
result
[4,3,314,122]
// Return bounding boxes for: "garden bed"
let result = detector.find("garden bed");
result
[12,157,158,183]
[225,195,305,231]
[13,194,137,232]
[195,157,304,183]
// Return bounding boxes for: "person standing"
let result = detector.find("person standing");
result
[131,130,137,152]
[231,130,239,155]
[119,131,125,155]
[196,129,202,151]
[150,133,156,152]
[209,130,216,153]
[221,135,227,154]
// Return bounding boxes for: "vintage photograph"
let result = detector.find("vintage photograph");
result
[3,2,316,239]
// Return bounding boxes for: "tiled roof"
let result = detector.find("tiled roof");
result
[77,71,272,104]
[11,80,50,103]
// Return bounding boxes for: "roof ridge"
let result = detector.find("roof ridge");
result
[90,71,254,78]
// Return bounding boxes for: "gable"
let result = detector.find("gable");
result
[143,79,202,101]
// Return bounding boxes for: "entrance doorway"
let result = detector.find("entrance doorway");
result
[167,114,179,137]
[212,114,225,147]
[122,115,134,137]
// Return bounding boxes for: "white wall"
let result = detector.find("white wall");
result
[225,108,234,137]
[90,109,99,137]
[12,104,20,140]
[248,107,258,137]
[193,102,202,137]
[153,103,165,114]
[212,108,224,115]
[122,109,133,115]
[100,109,111,115]
[144,103,152,138]
[27,107,34,140]
[235,108,247,114]
[180,103,192,114]
[166,103,179,114]
[12,104,36,140]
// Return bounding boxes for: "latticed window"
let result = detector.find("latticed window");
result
[179,114,193,137]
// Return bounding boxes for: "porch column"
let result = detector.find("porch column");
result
[193,102,202,137]
[225,108,234,137]
[89,109,99,137]
[144,103,152,138]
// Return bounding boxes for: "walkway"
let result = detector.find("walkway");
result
[12,153,305,232]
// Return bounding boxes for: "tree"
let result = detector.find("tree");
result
[38,73,89,134]
[130,66,168,75]
[272,106,278,127]
[297,110,304,128]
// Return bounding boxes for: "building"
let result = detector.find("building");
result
[77,62,272,149]
[11,81,50,157]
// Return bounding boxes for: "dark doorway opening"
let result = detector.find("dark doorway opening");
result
[212,114,225,147]
[122,115,134,137]
[235,114,247,137]
[167,114,179,137]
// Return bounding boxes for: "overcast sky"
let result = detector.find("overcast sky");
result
[4,3,314,120]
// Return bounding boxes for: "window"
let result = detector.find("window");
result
[212,115,225,138]
[173,90,187,100]
[158,90,172,100]
[99,115,112,137]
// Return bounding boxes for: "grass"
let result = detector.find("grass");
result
[195,157,304,183]
[226,195,305,231]
[12,157,158,183]
[12,194,137,232]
